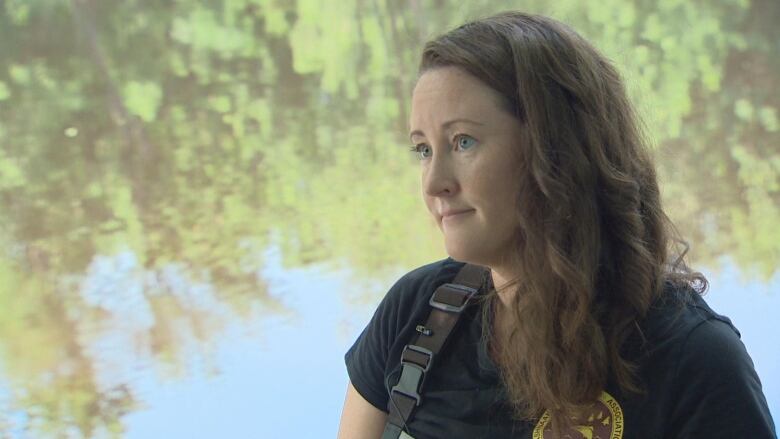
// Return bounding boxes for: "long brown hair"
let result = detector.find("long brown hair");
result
[417,11,706,433]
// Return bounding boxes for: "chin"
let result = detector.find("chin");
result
[444,242,483,265]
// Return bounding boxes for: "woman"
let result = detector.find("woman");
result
[337,11,775,439]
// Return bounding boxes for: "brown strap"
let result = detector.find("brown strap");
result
[382,263,489,439]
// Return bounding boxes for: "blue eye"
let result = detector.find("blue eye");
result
[409,144,431,160]
[455,134,477,150]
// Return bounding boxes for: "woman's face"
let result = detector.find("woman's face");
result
[409,66,524,267]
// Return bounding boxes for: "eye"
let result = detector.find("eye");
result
[409,144,432,160]
[454,134,477,151]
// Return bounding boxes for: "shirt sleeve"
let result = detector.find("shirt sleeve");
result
[668,318,777,438]
[344,277,408,413]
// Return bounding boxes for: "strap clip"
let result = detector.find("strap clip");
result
[429,283,478,313]
[389,345,434,407]
[401,344,433,371]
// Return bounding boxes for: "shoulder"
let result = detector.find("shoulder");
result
[356,257,467,348]
[666,294,754,388]
[382,257,466,311]
[639,286,776,437]
[639,283,739,351]
[343,257,469,411]
[640,285,748,372]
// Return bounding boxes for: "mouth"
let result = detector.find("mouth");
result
[441,209,475,222]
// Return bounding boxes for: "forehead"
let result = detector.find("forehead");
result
[409,67,507,128]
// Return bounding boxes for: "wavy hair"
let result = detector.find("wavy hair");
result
[417,11,707,434]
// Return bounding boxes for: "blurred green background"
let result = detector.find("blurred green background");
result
[0,0,777,437]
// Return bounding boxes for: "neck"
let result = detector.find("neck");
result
[490,266,520,309]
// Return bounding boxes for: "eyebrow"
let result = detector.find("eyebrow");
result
[408,118,485,142]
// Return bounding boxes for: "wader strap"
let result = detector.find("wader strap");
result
[381,263,489,439]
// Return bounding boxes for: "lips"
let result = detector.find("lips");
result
[440,209,474,219]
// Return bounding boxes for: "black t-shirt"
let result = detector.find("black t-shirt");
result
[344,257,776,438]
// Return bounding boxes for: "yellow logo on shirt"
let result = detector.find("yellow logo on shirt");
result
[532,391,623,439]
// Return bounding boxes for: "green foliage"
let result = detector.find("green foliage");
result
[4,0,30,25]
[171,8,254,53]
[0,150,24,187]
[122,80,162,122]
[0,81,9,100]
[758,106,778,131]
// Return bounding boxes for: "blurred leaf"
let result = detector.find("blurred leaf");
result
[0,81,10,100]
[122,81,162,122]
[759,106,778,132]
[735,98,754,121]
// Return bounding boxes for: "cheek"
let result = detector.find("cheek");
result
[483,168,519,213]
[423,195,436,215]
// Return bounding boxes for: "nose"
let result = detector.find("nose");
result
[422,147,458,197]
